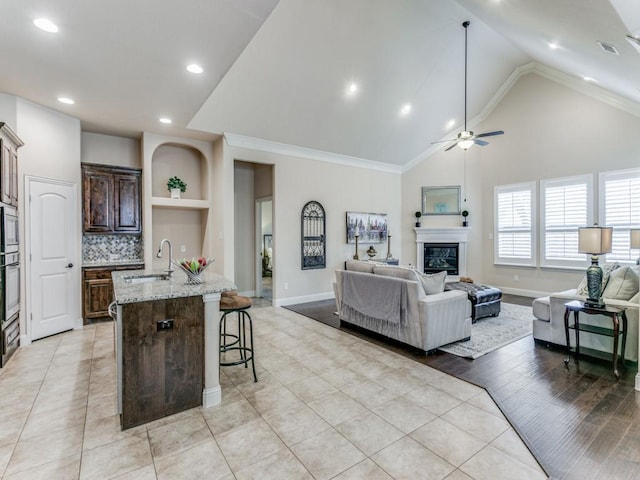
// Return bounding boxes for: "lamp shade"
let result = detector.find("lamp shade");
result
[631,229,640,249]
[578,226,613,255]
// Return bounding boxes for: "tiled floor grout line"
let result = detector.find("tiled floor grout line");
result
[0,308,547,479]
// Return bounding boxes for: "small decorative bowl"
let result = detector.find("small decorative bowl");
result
[172,258,214,285]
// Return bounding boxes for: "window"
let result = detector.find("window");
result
[494,182,536,266]
[541,175,593,268]
[600,168,640,264]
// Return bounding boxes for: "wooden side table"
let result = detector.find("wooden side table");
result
[563,300,628,379]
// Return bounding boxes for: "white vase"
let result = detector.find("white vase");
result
[170,188,181,199]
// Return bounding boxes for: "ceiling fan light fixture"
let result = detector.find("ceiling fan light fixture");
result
[458,139,475,150]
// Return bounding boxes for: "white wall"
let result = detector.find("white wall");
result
[224,144,401,305]
[81,132,140,169]
[402,72,640,296]
[14,98,82,336]
[234,161,257,293]
[0,94,17,129]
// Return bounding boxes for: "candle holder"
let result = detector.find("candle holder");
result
[386,234,393,259]
[353,233,359,260]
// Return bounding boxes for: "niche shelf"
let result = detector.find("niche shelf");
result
[151,197,209,210]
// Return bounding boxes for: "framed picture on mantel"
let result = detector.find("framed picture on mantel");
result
[422,186,461,215]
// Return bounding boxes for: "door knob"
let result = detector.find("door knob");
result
[66,263,74,268]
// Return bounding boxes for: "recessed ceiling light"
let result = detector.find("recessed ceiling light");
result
[446,119,456,129]
[159,117,172,124]
[57,97,74,105]
[346,82,358,95]
[33,18,59,33]
[400,103,412,116]
[186,64,203,74]
[583,76,597,83]
[548,42,560,50]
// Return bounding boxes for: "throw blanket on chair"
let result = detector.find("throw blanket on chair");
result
[341,271,408,335]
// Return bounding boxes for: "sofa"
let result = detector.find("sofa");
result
[334,260,472,352]
[532,264,640,361]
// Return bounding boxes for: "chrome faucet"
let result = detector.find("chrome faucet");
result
[156,239,174,277]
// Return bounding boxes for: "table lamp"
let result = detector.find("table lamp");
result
[578,225,613,308]
[631,228,640,265]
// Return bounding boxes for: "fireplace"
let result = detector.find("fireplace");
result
[423,243,459,275]
[415,227,469,280]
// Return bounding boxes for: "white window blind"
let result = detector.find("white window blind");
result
[494,182,536,266]
[600,168,640,264]
[541,175,593,268]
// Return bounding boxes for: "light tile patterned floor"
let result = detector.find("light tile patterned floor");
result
[0,305,548,479]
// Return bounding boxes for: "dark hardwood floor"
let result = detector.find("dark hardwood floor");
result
[284,296,640,480]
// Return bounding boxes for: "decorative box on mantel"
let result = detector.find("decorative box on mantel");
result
[415,227,470,281]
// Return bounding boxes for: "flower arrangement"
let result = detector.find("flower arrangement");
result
[172,257,214,284]
[167,176,187,193]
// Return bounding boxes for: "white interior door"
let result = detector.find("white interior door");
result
[26,177,78,341]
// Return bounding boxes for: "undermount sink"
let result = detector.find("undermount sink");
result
[123,273,171,284]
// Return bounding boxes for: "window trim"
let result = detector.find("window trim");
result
[540,174,594,269]
[599,167,640,265]
[494,181,536,267]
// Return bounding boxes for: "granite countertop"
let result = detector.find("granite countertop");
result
[112,268,237,304]
[83,259,145,268]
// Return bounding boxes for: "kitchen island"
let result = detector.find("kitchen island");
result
[112,268,236,429]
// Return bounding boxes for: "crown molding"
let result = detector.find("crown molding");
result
[402,62,640,173]
[224,132,402,174]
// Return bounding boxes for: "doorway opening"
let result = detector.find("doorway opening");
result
[257,198,272,301]
[233,161,274,305]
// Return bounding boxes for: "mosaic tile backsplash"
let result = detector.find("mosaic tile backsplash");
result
[83,234,143,263]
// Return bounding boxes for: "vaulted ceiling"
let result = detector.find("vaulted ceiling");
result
[2,0,638,167]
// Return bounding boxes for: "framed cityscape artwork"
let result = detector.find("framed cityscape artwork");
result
[346,211,388,244]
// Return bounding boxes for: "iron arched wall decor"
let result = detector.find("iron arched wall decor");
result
[301,200,326,270]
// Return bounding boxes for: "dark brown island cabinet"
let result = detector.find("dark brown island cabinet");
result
[120,296,204,429]
[82,163,141,234]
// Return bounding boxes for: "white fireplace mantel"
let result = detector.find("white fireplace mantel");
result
[415,227,470,279]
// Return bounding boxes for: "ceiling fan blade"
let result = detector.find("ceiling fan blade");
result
[474,139,489,146]
[475,130,504,138]
[444,142,458,152]
[431,138,457,144]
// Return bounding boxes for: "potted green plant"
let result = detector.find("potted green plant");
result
[415,211,422,227]
[167,176,187,199]
[461,209,469,227]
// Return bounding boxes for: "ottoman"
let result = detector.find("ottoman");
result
[445,282,502,322]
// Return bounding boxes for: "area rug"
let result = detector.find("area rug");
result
[438,303,534,359]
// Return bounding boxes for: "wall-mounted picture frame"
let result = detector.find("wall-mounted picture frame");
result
[346,211,387,244]
[422,186,461,215]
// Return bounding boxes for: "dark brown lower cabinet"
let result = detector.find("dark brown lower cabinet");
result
[83,265,143,323]
[121,296,204,429]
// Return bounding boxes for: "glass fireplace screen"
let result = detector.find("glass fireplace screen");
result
[423,243,459,275]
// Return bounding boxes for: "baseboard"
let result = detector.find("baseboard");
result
[498,286,549,298]
[274,291,335,308]
[238,290,255,297]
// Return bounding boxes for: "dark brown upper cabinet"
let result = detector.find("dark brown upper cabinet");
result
[82,163,141,234]
[0,122,23,207]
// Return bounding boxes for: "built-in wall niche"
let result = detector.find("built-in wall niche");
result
[151,143,207,201]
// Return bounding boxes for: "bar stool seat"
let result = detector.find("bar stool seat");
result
[219,292,257,382]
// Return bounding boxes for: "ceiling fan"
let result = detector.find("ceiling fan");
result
[433,21,504,152]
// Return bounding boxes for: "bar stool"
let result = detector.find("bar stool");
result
[219,292,257,382]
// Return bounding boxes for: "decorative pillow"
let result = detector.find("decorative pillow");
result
[345,259,375,274]
[417,271,447,295]
[576,263,620,296]
[602,266,639,301]
[373,265,416,281]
